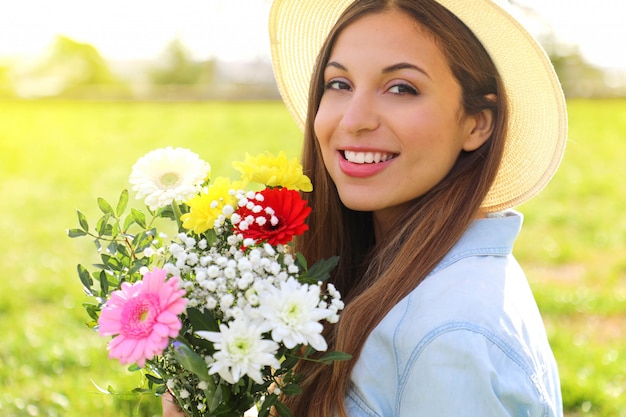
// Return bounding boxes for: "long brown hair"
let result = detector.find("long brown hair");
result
[287,0,508,415]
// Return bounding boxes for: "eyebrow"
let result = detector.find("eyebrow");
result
[383,62,430,79]
[325,61,430,79]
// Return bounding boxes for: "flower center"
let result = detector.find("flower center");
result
[159,172,181,188]
[121,294,160,338]
[228,336,252,359]
[282,303,302,326]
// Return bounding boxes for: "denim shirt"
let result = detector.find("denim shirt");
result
[344,211,562,417]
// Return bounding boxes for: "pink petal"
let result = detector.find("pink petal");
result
[114,337,136,358]
[98,317,121,336]
[129,338,147,363]
[144,268,166,293]
[152,323,170,337]
[157,311,179,325]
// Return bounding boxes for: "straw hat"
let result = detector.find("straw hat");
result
[268,0,567,211]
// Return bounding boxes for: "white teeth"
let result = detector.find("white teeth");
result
[344,150,395,164]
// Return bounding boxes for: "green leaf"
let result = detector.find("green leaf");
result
[259,394,279,417]
[127,364,141,372]
[77,209,89,232]
[295,252,307,270]
[83,303,100,321]
[172,342,215,384]
[299,256,340,284]
[157,205,175,221]
[208,381,224,412]
[274,400,293,417]
[96,214,111,236]
[318,351,352,365]
[116,189,129,217]
[101,254,123,272]
[129,259,148,276]
[97,197,114,215]
[111,221,120,237]
[117,243,130,258]
[133,230,153,252]
[123,213,135,230]
[131,208,147,228]
[67,228,87,238]
[132,388,155,394]
[187,308,219,332]
[278,353,300,373]
[145,374,164,385]
[106,241,118,255]
[98,270,109,295]
[77,264,93,292]
[280,383,302,396]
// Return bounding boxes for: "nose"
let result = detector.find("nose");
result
[339,91,379,134]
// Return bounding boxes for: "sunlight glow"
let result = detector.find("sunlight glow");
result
[0,0,624,69]
[0,0,271,62]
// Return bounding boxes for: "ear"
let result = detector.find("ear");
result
[462,94,497,152]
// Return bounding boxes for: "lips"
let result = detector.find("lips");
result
[338,150,397,178]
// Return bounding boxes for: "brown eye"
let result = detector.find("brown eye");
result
[325,80,351,91]
[388,83,418,95]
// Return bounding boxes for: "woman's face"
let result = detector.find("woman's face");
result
[314,9,491,224]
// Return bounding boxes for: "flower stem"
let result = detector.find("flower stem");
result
[171,202,184,233]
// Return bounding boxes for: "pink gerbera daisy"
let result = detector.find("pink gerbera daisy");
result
[98,268,187,367]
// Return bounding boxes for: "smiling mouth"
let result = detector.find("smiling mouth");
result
[343,150,398,164]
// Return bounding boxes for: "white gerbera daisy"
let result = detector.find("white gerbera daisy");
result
[129,147,210,210]
[258,277,331,351]
[196,317,280,384]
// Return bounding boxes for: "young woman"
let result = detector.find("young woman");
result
[164,0,567,415]
[269,0,567,416]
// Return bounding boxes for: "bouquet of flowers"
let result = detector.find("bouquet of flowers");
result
[68,147,348,417]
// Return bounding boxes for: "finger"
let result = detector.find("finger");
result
[161,392,186,417]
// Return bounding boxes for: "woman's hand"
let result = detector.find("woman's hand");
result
[162,392,186,417]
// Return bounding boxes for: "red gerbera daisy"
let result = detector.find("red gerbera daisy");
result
[235,187,311,246]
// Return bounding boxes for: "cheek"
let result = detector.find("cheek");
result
[313,103,335,149]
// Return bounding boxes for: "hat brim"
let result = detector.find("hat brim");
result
[269,0,567,211]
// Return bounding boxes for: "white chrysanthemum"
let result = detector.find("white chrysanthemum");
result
[196,318,280,384]
[129,147,210,211]
[258,277,331,351]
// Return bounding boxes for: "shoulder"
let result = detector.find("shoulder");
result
[393,327,559,417]
[347,213,562,416]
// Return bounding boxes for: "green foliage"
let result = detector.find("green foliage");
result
[13,35,127,98]
[0,99,624,416]
[68,189,165,304]
[516,99,626,416]
[150,39,215,86]
[0,99,301,416]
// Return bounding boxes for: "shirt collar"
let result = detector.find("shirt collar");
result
[430,210,523,275]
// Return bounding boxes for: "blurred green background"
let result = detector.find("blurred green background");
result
[1,1,626,417]
[1,97,625,417]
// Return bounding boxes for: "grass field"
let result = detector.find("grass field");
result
[0,98,624,416]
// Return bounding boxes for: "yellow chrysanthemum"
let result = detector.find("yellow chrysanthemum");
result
[232,151,312,192]
[181,177,242,234]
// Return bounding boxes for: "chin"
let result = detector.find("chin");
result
[339,198,380,213]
